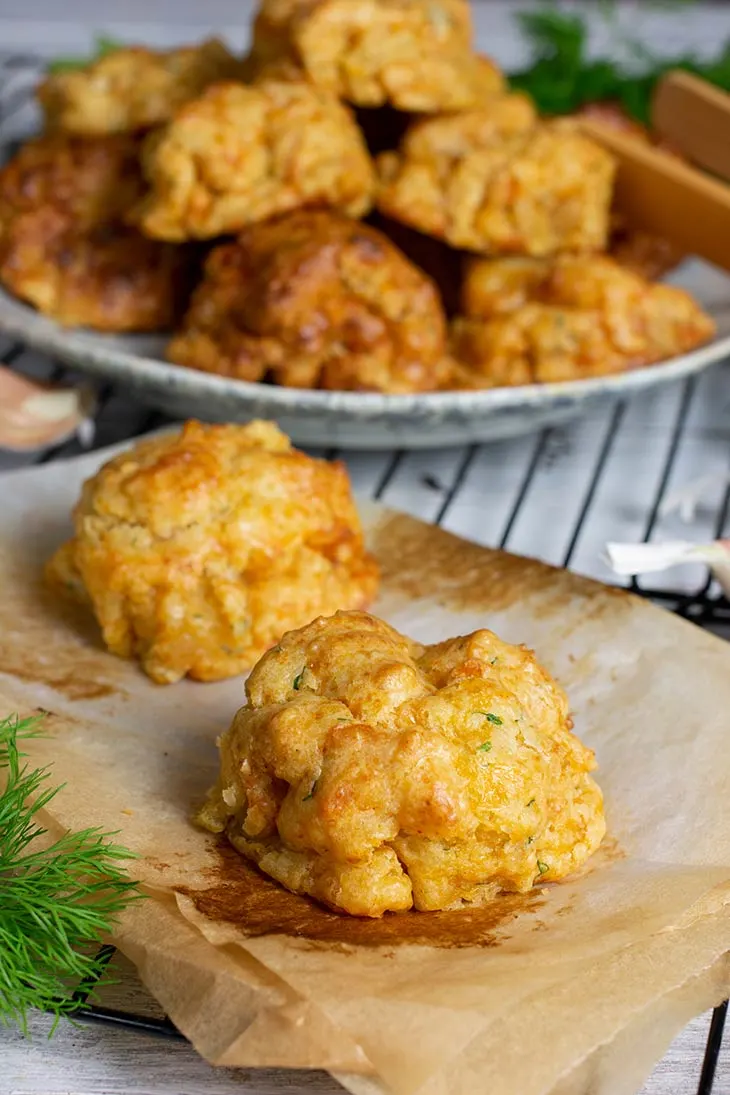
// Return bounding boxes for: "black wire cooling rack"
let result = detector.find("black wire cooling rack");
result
[0,47,728,1095]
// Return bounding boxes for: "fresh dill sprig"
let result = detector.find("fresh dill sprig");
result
[0,713,141,1034]
[47,34,122,74]
[510,3,730,125]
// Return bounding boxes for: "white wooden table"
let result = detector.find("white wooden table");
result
[3,955,726,1095]
[1,3,730,1091]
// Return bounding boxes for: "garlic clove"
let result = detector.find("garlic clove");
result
[0,365,97,452]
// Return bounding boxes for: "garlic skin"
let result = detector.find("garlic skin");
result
[0,365,96,452]
[605,539,730,598]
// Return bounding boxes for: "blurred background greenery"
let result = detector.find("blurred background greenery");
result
[509,2,730,122]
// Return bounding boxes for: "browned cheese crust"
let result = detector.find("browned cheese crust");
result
[166,210,449,393]
[45,421,379,684]
[450,254,716,386]
[131,80,376,241]
[37,38,243,136]
[0,134,190,331]
[197,610,606,917]
[377,114,616,256]
[246,0,502,112]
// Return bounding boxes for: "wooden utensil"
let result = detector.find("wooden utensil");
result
[579,73,730,274]
[652,70,730,184]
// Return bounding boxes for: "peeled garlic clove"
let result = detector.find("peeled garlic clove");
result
[0,365,97,452]
[605,538,730,598]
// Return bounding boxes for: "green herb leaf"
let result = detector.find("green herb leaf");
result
[292,669,305,691]
[94,34,122,57]
[526,798,536,808]
[302,779,318,801]
[0,713,141,1034]
[47,57,89,73]
[509,2,730,125]
[537,860,549,876]
[478,712,503,726]
[477,741,492,753]
[47,33,122,75]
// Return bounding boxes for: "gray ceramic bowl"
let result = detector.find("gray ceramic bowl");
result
[1,259,729,450]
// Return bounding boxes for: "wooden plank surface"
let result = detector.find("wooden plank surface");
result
[2,952,728,1095]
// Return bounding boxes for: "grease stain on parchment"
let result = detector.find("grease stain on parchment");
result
[178,840,546,950]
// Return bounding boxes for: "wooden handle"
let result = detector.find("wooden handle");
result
[580,118,730,273]
[652,70,730,184]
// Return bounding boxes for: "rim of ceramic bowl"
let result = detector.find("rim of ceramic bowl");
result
[1,291,729,421]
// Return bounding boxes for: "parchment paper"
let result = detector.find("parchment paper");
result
[1,444,729,1095]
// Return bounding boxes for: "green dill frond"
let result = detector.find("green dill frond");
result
[0,714,142,1034]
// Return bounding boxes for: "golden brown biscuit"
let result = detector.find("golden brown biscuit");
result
[0,133,143,232]
[609,225,685,282]
[246,0,316,75]
[249,0,473,71]
[0,134,190,331]
[37,38,242,136]
[367,212,463,316]
[377,116,616,256]
[247,54,309,85]
[45,421,379,685]
[197,610,605,917]
[0,213,192,331]
[392,93,538,159]
[246,0,499,112]
[167,211,449,393]
[131,80,376,241]
[461,255,552,319]
[452,254,716,386]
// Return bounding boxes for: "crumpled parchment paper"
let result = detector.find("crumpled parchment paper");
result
[0,444,728,1095]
